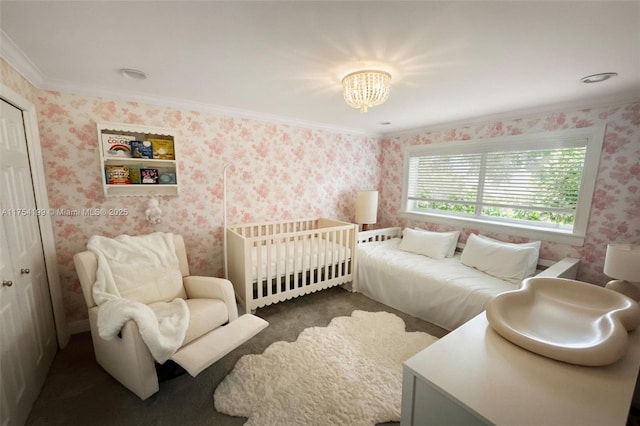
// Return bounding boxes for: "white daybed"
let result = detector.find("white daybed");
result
[227,218,358,313]
[356,227,580,331]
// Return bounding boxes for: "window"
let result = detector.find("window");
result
[401,127,605,245]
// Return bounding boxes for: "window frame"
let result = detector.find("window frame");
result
[400,126,606,246]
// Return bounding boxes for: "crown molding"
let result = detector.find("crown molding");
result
[43,77,376,137]
[38,77,377,138]
[0,30,45,87]
[381,92,640,139]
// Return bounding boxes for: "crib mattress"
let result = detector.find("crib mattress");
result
[357,239,515,331]
[251,237,351,282]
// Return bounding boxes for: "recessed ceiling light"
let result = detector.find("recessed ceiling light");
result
[580,72,618,84]
[120,68,148,80]
[379,122,392,125]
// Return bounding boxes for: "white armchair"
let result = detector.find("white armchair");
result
[73,234,268,400]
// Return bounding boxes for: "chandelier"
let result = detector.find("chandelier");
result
[342,70,391,113]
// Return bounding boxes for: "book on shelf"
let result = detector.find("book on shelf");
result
[102,133,134,158]
[140,168,159,184]
[158,168,177,184]
[149,138,175,160]
[106,165,130,184]
[128,167,141,184]
[130,140,154,159]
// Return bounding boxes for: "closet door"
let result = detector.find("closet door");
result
[0,99,57,425]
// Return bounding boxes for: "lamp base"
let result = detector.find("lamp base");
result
[361,224,373,231]
[605,279,640,303]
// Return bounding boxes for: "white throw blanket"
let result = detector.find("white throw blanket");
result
[88,232,189,363]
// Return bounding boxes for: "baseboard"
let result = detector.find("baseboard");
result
[67,319,90,334]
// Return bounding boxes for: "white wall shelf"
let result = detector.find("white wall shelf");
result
[96,121,179,197]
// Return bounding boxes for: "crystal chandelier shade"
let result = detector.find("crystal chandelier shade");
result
[341,70,391,113]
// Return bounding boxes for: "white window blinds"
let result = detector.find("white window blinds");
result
[407,147,587,227]
[402,126,605,242]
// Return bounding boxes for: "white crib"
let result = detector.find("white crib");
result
[226,218,358,313]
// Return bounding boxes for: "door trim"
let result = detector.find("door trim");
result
[1,84,70,348]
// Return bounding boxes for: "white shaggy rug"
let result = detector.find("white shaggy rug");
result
[214,310,438,426]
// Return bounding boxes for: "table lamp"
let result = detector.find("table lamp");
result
[355,190,378,231]
[604,243,640,302]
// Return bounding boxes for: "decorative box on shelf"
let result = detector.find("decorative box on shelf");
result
[96,122,179,197]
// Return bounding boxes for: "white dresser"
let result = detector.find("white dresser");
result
[401,313,640,426]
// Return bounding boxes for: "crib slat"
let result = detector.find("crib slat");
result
[281,238,291,291]
[313,231,322,284]
[292,236,298,289]
[283,236,290,291]
[313,233,318,285]
[335,229,342,279]
[348,227,354,275]
[289,234,294,285]
[326,230,332,279]
[308,233,314,285]
[338,229,344,279]
[289,236,295,290]
[272,238,278,295]
[325,230,332,279]
[342,228,348,276]
[302,233,309,286]
[255,240,262,299]
[298,235,304,288]
[276,237,283,294]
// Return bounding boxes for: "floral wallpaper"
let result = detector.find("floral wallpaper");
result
[2,59,639,328]
[1,60,380,325]
[380,102,640,286]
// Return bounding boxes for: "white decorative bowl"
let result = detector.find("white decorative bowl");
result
[486,277,640,366]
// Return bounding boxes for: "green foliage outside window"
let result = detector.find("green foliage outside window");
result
[413,148,585,227]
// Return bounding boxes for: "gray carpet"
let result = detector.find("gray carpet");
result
[26,287,448,426]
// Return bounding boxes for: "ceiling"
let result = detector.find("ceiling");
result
[1,1,639,136]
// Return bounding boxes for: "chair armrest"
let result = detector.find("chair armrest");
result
[88,307,158,399]
[183,276,238,321]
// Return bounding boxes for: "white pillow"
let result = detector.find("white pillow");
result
[475,234,541,278]
[414,228,460,258]
[460,233,540,284]
[398,228,460,260]
[475,234,541,251]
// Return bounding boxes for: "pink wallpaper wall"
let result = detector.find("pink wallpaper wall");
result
[380,103,640,286]
[3,59,639,326]
[1,61,380,324]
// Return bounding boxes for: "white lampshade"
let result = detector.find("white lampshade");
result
[355,190,378,225]
[604,243,640,282]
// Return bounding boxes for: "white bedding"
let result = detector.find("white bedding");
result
[251,237,351,282]
[357,239,516,331]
